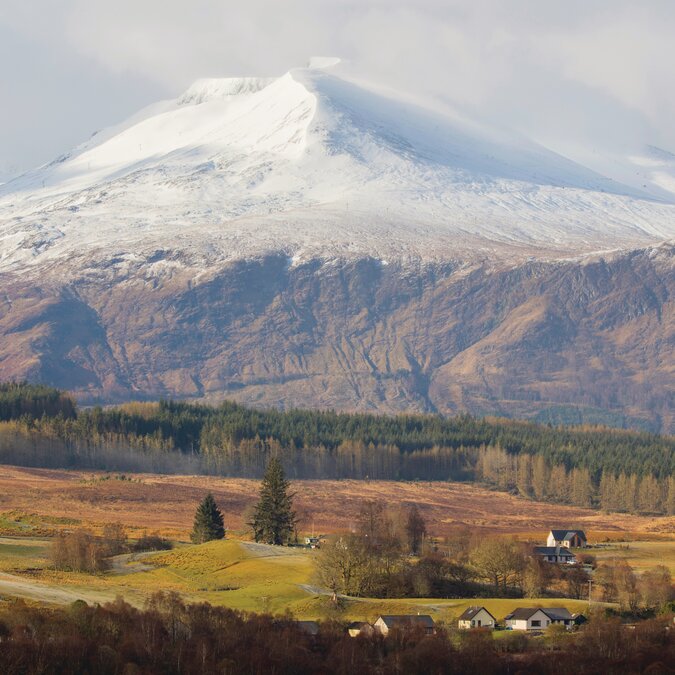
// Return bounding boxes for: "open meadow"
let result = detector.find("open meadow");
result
[0,464,671,621]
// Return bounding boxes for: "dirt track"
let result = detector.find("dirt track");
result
[0,571,117,605]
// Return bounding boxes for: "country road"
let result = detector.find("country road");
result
[0,571,117,605]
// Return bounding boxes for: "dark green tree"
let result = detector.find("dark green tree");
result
[250,457,297,545]
[191,493,225,544]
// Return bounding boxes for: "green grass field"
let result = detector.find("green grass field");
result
[0,535,600,623]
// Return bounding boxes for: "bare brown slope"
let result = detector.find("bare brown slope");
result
[0,247,672,432]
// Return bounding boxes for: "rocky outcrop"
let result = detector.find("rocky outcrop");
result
[0,247,672,433]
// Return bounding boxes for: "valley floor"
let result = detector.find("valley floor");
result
[0,536,602,622]
[0,465,671,622]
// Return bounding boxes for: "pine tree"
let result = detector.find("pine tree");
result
[191,493,225,544]
[250,457,297,545]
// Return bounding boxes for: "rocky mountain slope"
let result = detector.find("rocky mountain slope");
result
[0,61,673,431]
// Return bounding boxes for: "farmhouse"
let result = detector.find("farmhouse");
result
[504,607,576,631]
[534,545,577,564]
[373,615,435,636]
[547,529,587,548]
[457,606,496,630]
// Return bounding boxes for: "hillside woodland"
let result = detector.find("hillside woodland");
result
[0,383,673,515]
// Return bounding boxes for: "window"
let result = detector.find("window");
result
[531,620,541,627]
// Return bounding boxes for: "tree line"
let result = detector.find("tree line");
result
[0,593,671,674]
[0,384,673,514]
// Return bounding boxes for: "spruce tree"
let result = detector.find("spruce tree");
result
[250,457,297,545]
[191,493,225,544]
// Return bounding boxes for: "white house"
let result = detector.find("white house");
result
[533,546,577,564]
[373,615,435,636]
[457,606,496,630]
[546,530,587,548]
[504,607,575,631]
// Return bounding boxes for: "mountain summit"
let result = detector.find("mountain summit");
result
[1,63,674,277]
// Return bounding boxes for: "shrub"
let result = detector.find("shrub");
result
[51,530,108,573]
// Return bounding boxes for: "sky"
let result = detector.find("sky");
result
[2,0,675,182]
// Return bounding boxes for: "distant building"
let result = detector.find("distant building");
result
[533,546,577,564]
[347,621,375,638]
[296,621,320,636]
[547,530,587,548]
[457,606,496,630]
[373,615,435,636]
[504,607,576,631]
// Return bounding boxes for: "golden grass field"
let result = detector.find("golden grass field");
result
[0,464,671,620]
[0,465,671,540]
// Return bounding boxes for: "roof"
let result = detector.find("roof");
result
[549,529,586,541]
[377,615,435,628]
[347,621,370,629]
[458,606,496,621]
[534,546,576,557]
[505,607,572,621]
[545,608,573,621]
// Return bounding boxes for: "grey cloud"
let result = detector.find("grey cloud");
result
[1,0,674,179]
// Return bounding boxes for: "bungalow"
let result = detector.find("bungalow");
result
[547,530,587,548]
[534,546,577,564]
[504,607,575,631]
[373,615,435,636]
[347,621,375,638]
[457,606,496,630]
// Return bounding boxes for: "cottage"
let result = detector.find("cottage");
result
[504,607,575,631]
[457,606,496,630]
[347,621,375,638]
[373,615,435,636]
[546,530,587,548]
[533,546,577,564]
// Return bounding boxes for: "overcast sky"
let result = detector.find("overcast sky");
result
[2,0,674,181]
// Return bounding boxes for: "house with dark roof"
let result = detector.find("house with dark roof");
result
[373,615,435,636]
[504,607,576,631]
[457,606,496,630]
[534,545,577,564]
[547,529,587,548]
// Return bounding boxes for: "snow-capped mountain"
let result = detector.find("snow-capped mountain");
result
[1,59,674,277]
[0,60,673,433]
